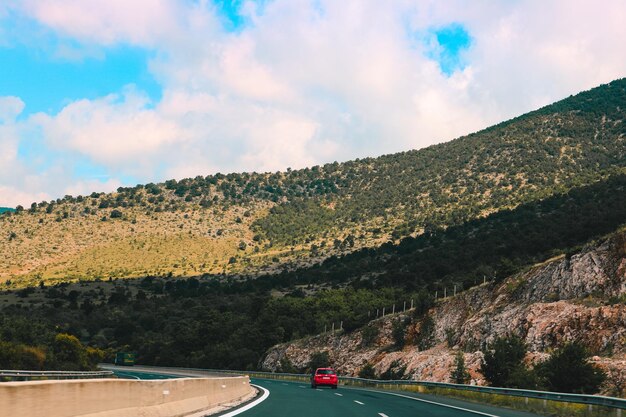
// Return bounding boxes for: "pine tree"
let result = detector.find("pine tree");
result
[451,351,471,384]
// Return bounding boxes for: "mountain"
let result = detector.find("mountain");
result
[1,78,624,390]
[262,230,626,396]
[1,78,625,287]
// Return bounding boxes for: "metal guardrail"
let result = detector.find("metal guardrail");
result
[339,377,626,410]
[0,370,114,381]
[168,367,626,411]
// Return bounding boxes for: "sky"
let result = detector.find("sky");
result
[1,1,626,207]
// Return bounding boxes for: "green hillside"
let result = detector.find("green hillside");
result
[1,79,625,375]
[1,78,625,285]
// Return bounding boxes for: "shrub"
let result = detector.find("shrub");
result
[537,343,606,394]
[358,363,377,379]
[481,335,531,388]
[361,325,379,347]
[308,351,330,373]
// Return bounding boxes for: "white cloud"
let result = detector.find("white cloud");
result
[0,96,25,124]
[1,0,626,206]
[19,0,183,45]
[34,88,186,168]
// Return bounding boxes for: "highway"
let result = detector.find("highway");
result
[228,378,542,417]
[111,367,544,417]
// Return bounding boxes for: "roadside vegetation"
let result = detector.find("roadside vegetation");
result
[481,335,605,394]
[0,78,624,390]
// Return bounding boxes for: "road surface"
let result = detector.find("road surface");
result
[110,367,544,417]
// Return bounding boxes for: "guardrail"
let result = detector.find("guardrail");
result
[152,366,623,417]
[340,377,626,410]
[0,370,114,381]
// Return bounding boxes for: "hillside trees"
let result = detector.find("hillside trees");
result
[536,343,606,394]
[450,351,471,384]
[481,335,535,388]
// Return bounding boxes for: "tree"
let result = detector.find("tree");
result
[361,325,379,347]
[537,343,606,394]
[53,333,87,370]
[450,351,470,384]
[358,363,377,379]
[279,357,298,373]
[417,313,435,351]
[379,360,406,380]
[481,335,528,387]
[110,209,123,218]
[392,318,408,349]
[308,351,330,373]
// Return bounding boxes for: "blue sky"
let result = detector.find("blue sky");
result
[0,45,161,118]
[0,0,625,206]
[430,23,472,75]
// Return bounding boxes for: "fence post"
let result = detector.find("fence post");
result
[444,288,447,298]
[382,307,385,316]
[376,309,379,318]
[392,304,395,314]
[410,299,414,309]
[340,321,343,330]
[454,285,457,296]
[403,301,406,312]
[332,322,335,332]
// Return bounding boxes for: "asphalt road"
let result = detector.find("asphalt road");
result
[232,378,544,417]
[108,367,544,417]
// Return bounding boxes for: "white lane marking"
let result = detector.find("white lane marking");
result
[334,393,343,396]
[378,414,389,417]
[356,388,500,417]
[354,400,364,405]
[219,384,270,417]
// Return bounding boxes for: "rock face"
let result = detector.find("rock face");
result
[261,231,626,394]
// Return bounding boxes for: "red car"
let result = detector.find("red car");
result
[311,367,338,389]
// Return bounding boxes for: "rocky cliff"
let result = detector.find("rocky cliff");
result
[261,230,626,395]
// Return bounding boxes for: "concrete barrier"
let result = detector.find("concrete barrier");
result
[0,376,254,417]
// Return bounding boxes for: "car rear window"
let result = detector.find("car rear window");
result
[316,369,335,375]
